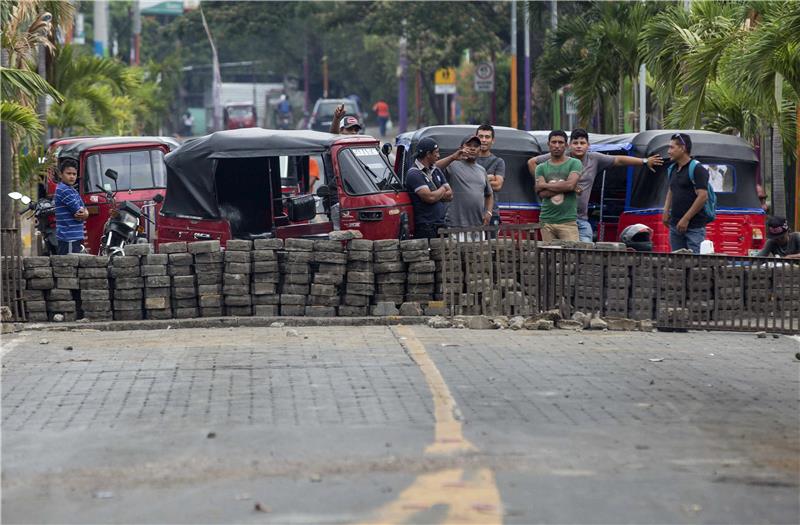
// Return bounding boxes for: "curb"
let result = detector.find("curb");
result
[12,316,432,333]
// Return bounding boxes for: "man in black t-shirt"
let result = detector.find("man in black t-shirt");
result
[757,216,800,258]
[405,137,453,239]
[662,133,710,253]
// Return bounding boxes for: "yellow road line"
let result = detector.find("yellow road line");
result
[355,326,502,524]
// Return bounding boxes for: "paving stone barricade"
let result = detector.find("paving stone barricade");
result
[20,239,446,322]
[17,238,800,333]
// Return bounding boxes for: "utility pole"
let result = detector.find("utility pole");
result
[524,1,531,130]
[303,39,310,116]
[398,33,408,134]
[93,0,108,57]
[490,48,497,125]
[1,48,13,235]
[322,56,328,98]
[131,0,141,66]
[200,8,221,131]
[551,0,559,130]
[639,64,647,131]
[510,0,517,128]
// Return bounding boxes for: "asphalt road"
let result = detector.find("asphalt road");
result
[2,326,798,524]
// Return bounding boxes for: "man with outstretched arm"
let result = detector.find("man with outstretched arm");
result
[528,128,662,242]
[435,135,493,231]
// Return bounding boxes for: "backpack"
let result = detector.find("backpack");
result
[667,159,716,222]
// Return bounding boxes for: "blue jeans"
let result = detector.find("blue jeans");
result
[669,224,706,253]
[57,240,83,255]
[577,219,593,243]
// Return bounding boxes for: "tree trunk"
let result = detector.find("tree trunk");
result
[0,48,15,245]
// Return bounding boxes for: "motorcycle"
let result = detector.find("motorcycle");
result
[97,169,163,258]
[7,191,58,255]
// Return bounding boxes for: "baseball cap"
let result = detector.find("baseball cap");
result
[416,137,439,157]
[461,134,481,146]
[766,216,789,238]
[339,115,361,130]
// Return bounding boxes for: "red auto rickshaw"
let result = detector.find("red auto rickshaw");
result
[158,128,412,246]
[52,136,179,254]
[614,130,766,255]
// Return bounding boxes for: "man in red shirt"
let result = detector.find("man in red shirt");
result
[372,100,390,138]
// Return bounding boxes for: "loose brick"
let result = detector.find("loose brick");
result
[49,255,79,267]
[145,275,171,288]
[279,305,305,316]
[45,289,73,301]
[172,275,197,288]
[111,256,139,268]
[224,295,252,306]
[253,294,280,305]
[224,262,251,274]
[23,256,51,269]
[314,252,347,265]
[168,265,194,277]
[79,289,110,301]
[251,250,277,261]
[313,239,344,252]
[254,305,280,316]
[27,278,55,290]
[310,284,335,296]
[52,267,77,277]
[280,294,306,306]
[374,251,401,263]
[223,250,250,263]
[25,301,47,312]
[113,299,142,311]
[113,277,144,289]
[284,238,314,251]
[172,307,199,319]
[140,265,167,276]
[193,252,224,264]
[55,278,80,290]
[113,289,143,300]
[79,278,108,290]
[252,273,280,283]
[172,297,198,308]
[253,261,279,273]
[198,307,223,318]
[347,250,373,262]
[172,287,197,299]
[374,240,400,251]
[145,287,170,298]
[222,285,250,296]
[24,267,53,279]
[283,273,311,284]
[305,305,336,317]
[144,254,169,265]
[313,273,344,285]
[123,243,152,256]
[168,253,194,265]
[252,282,277,295]
[280,283,309,295]
[400,239,429,251]
[46,301,76,312]
[225,239,253,251]
[109,267,140,278]
[81,300,112,312]
[253,238,284,250]
[158,242,187,254]
[187,240,221,254]
[79,256,109,267]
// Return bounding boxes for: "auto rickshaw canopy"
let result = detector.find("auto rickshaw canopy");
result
[57,136,180,160]
[162,128,340,219]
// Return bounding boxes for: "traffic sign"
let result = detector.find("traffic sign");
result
[474,62,494,92]
[434,67,456,86]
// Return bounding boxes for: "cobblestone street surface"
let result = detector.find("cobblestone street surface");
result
[2,326,798,524]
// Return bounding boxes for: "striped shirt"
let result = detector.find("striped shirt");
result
[54,182,85,241]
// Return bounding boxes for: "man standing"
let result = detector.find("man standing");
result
[663,133,710,253]
[475,124,505,235]
[405,138,452,239]
[528,128,662,242]
[372,100,391,138]
[436,135,493,230]
[534,130,582,241]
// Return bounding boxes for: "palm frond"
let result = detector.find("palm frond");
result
[0,100,44,145]
[0,66,63,103]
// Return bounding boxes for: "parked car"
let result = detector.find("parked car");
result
[307,98,363,133]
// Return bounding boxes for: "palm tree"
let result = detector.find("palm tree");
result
[47,44,138,136]
[539,1,661,132]
[640,0,799,216]
[0,0,70,233]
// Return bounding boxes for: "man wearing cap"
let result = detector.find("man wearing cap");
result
[405,138,452,239]
[662,132,710,253]
[757,216,800,258]
[330,104,362,135]
[436,135,493,230]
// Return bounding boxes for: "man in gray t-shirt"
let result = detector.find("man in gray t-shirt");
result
[436,135,494,228]
[528,128,662,242]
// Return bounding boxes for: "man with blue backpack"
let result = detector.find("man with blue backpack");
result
[662,133,716,253]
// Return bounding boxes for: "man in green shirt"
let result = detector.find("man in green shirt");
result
[535,130,583,241]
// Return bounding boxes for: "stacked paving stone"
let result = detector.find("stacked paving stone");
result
[574,251,603,313]
[248,238,282,316]
[657,264,689,327]
[629,257,657,320]
[306,239,346,317]
[341,239,374,317]
[23,256,55,322]
[142,251,171,320]
[373,240,404,313]
[746,266,773,315]
[279,238,313,316]
[47,254,85,320]
[110,253,144,321]
[401,239,434,313]
[714,266,744,321]
[222,239,253,316]
[159,242,196,319]
[687,266,714,322]
[605,262,630,317]
[191,240,224,317]
[76,255,110,321]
